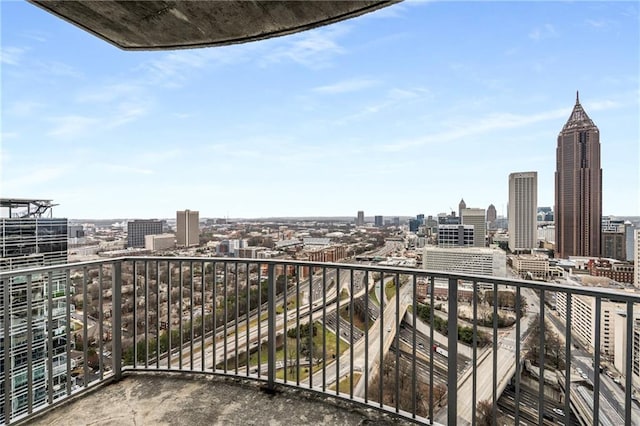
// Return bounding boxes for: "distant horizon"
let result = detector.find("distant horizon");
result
[66,213,640,223]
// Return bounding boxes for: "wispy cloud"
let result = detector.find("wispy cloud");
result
[7,100,46,117]
[260,26,348,69]
[585,19,612,28]
[100,163,153,175]
[142,47,249,87]
[0,46,27,65]
[2,166,69,193]
[313,78,379,94]
[529,24,557,41]
[378,107,572,153]
[47,115,99,139]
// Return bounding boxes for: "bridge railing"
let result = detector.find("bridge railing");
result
[1,256,639,425]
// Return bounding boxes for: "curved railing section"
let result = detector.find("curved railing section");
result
[2,256,640,425]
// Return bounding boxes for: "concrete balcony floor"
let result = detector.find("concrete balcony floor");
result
[29,373,415,426]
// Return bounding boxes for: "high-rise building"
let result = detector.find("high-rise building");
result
[127,219,163,248]
[176,209,200,247]
[508,171,538,253]
[458,198,466,219]
[0,198,70,422]
[461,208,486,248]
[356,211,365,227]
[625,221,635,262]
[555,92,602,259]
[374,215,383,227]
[487,204,497,230]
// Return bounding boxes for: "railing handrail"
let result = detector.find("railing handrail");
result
[2,255,639,303]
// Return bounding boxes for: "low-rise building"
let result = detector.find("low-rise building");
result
[511,254,549,280]
[144,233,176,251]
[587,259,634,284]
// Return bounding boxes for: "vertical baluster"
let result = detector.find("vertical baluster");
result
[411,273,417,419]
[234,263,239,375]
[538,289,545,426]
[284,264,289,384]
[190,261,194,371]
[473,280,478,426]
[99,265,105,378]
[157,260,161,370]
[267,263,276,391]
[364,269,369,402]
[349,268,354,399]
[47,271,54,404]
[322,266,327,392]
[335,267,340,395]
[447,277,458,424]
[296,265,301,386]
[395,272,400,413]
[515,285,522,426]
[133,262,138,368]
[82,268,88,385]
[429,275,435,420]
[26,273,33,413]
[145,261,149,369]
[563,292,572,426]
[492,282,498,425]
[308,266,314,389]
[201,261,205,372]
[179,261,183,370]
[167,261,172,370]
[112,262,122,381]
[594,296,602,424]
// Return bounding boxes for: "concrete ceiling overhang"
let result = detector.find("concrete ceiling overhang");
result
[28,0,401,51]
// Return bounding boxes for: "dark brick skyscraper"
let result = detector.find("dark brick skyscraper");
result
[555,92,602,259]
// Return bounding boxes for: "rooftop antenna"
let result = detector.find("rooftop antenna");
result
[576,90,579,104]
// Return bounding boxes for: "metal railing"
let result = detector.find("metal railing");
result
[1,256,639,425]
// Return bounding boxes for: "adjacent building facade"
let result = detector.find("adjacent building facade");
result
[555,92,602,259]
[176,209,199,247]
[0,199,70,422]
[508,171,538,253]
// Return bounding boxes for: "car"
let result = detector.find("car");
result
[418,342,424,348]
[552,408,565,416]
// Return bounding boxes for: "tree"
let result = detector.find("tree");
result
[476,399,494,426]
[524,314,565,370]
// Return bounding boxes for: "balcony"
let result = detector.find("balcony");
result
[1,256,640,425]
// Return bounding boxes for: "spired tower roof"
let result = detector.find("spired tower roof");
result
[561,91,598,133]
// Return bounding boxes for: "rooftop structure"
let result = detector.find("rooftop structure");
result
[0,198,58,219]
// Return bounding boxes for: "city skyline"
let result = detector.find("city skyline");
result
[1,1,638,219]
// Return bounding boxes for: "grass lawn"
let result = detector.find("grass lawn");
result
[385,280,397,300]
[329,373,362,393]
[231,323,351,379]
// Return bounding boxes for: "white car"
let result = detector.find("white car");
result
[552,408,565,416]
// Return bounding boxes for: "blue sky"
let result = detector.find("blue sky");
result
[1,1,638,219]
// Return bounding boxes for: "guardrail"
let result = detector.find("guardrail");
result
[1,256,639,425]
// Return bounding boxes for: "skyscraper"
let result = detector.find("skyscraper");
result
[458,198,466,219]
[177,209,200,247]
[374,215,383,227]
[487,204,497,229]
[0,198,69,421]
[508,172,538,253]
[461,208,486,248]
[356,211,365,227]
[555,92,602,259]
